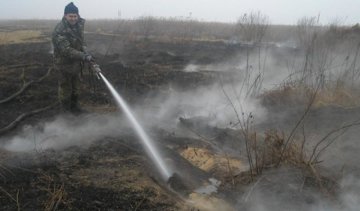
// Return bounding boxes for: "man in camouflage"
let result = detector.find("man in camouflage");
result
[52,2,93,113]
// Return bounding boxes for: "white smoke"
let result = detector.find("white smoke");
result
[1,113,127,152]
[132,83,268,131]
[240,173,360,211]
[1,80,268,153]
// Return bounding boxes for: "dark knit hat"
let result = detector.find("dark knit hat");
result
[64,2,79,14]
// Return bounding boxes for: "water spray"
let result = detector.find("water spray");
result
[90,63,172,181]
[89,63,222,199]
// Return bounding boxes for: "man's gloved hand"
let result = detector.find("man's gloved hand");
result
[83,53,94,62]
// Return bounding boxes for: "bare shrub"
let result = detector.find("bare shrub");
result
[308,119,360,165]
[235,11,270,96]
[235,11,269,43]
[292,16,360,91]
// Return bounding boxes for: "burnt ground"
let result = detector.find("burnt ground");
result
[0,32,246,210]
[1,30,360,210]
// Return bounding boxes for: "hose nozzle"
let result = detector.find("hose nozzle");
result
[91,63,102,79]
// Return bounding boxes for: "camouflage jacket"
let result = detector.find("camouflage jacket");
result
[52,17,87,65]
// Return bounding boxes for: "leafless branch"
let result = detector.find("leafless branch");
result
[0,67,52,104]
[0,102,59,136]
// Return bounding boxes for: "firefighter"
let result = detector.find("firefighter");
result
[52,2,93,113]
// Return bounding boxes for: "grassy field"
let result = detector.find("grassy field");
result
[0,30,46,45]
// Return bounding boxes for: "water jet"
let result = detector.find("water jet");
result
[99,72,172,180]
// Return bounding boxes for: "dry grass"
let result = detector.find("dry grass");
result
[179,147,244,178]
[0,30,46,45]
[262,130,306,167]
[236,129,307,178]
[314,85,360,108]
[263,83,360,109]
[37,173,69,211]
[228,129,339,197]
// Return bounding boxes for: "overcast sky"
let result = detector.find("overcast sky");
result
[1,0,359,25]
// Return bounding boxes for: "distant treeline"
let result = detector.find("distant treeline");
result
[0,18,298,42]
[0,16,358,43]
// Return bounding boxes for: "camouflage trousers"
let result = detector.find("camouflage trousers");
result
[55,63,82,111]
